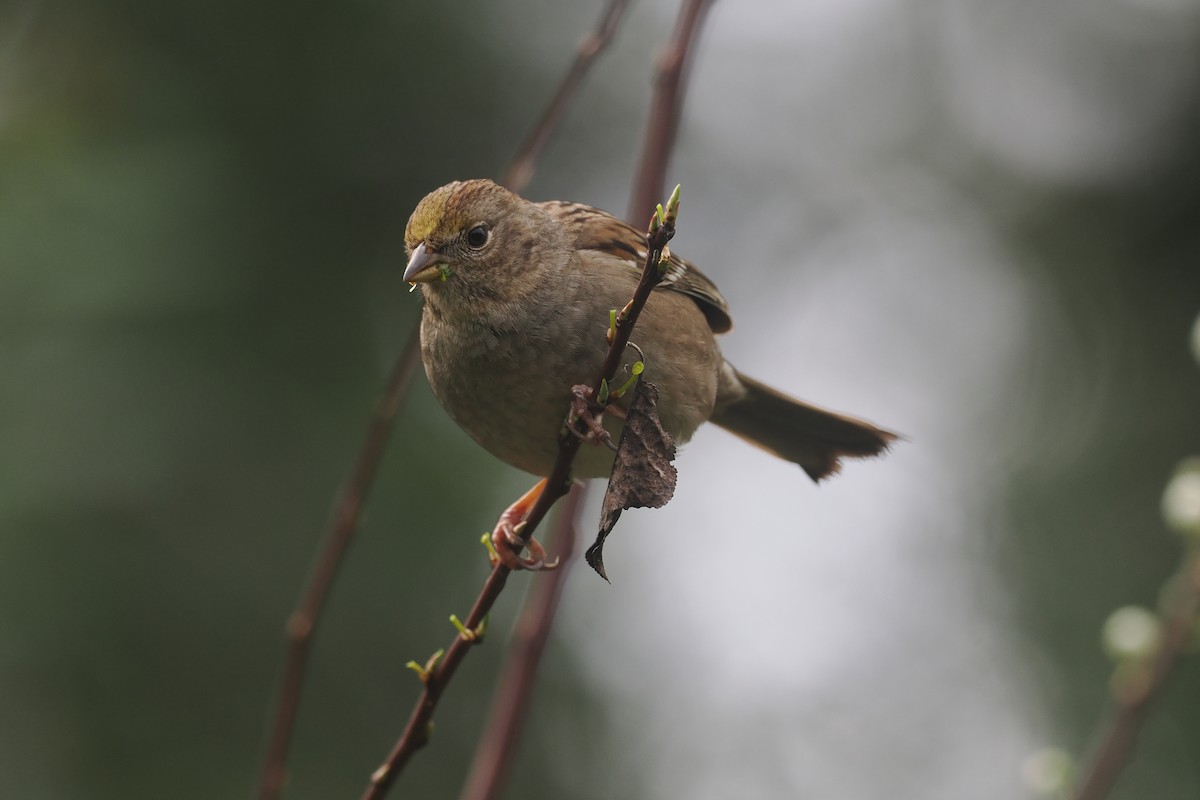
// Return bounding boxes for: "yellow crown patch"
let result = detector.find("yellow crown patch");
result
[405,180,500,247]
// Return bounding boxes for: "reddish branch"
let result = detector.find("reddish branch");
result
[628,0,714,224]
[457,486,584,800]
[457,4,716,798]
[256,3,634,796]
[361,195,680,800]
[1072,552,1200,800]
[258,334,422,800]
[260,1,712,796]
[363,2,714,794]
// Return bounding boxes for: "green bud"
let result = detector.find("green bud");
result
[405,648,445,683]
[480,532,499,563]
[658,246,671,273]
[664,183,681,225]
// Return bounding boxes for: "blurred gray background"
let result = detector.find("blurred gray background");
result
[3,0,1200,797]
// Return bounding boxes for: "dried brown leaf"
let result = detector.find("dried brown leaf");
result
[585,380,677,579]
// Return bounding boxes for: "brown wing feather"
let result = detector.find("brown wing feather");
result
[538,200,733,333]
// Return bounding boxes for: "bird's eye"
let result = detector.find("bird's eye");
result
[465,225,489,249]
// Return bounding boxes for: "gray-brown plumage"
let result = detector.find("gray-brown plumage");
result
[404,179,895,482]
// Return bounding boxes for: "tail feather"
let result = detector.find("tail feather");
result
[711,369,897,482]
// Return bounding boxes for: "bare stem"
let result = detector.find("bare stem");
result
[263,0,708,794]
[362,2,713,792]
[451,3,716,797]
[1071,550,1200,800]
[361,196,679,800]
[255,5,633,795]
[502,0,631,195]
[457,486,585,800]
[258,334,422,800]
[628,0,714,224]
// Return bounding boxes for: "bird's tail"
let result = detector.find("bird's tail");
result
[710,368,898,482]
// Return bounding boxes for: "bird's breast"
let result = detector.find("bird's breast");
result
[420,310,603,475]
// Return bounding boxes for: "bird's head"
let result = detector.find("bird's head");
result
[403,180,567,319]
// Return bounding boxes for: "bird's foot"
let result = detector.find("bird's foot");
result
[489,478,559,571]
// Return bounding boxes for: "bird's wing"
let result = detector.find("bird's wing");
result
[538,200,733,333]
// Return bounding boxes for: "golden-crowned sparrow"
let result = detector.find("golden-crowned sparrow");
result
[404,179,895,566]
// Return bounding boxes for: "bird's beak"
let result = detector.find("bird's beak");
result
[403,242,442,284]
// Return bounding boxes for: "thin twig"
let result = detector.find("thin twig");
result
[502,0,631,195]
[361,193,681,800]
[458,486,584,800]
[454,4,716,796]
[256,4,636,795]
[1072,551,1200,800]
[628,0,714,224]
[258,334,422,800]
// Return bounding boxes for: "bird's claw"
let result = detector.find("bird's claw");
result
[489,490,559,571]
[490,520,559,571]
[567,384,616,450]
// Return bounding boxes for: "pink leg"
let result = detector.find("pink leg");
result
[490,478,558,571]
